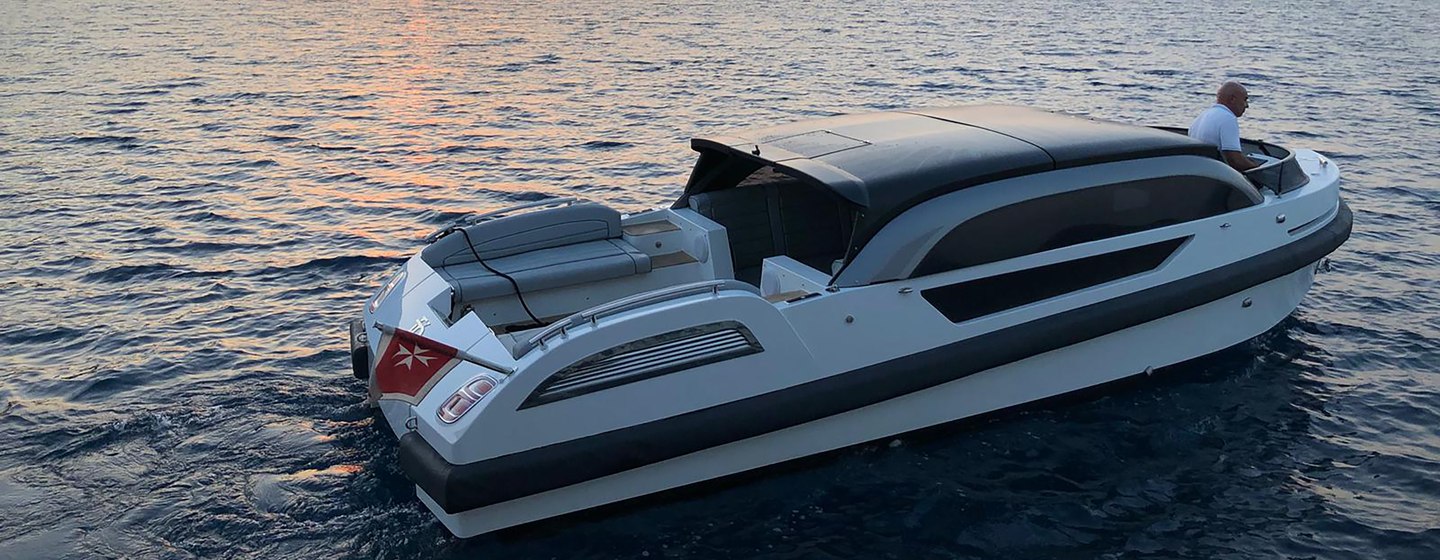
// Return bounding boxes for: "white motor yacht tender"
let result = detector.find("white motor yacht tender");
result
[348,105,1352,537]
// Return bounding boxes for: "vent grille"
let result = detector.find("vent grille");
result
[521,322,762,408]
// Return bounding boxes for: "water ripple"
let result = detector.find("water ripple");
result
[1,0,1438,558]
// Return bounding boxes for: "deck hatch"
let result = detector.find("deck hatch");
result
[761,130,871,158]
[520,321,763,408]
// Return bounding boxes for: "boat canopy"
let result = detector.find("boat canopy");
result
[674,105,1224,254]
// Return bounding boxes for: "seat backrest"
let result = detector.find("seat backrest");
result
[422,203,622,267]
[775,185,848,270]
[689,187,776,280]
[691,183,853,280]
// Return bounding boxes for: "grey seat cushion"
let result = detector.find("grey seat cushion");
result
[422,203,622,268]
[689,187,775,284]
[440,239,652,302]
[776,185,849,272]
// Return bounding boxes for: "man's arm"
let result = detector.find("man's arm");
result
[1223,150,1260,171]
[1218,117,1259,171]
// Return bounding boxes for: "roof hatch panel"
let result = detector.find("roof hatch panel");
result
[760,130,871,159]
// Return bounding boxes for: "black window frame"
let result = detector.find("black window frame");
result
[921,237,1189,323]
[912,175,1249,278]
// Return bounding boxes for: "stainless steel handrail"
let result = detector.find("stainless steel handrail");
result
[512,280,752,358]
[578,280,728,323]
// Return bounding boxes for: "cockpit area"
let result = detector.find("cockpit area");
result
[680,164,855,285]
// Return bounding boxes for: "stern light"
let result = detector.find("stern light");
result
[437,375,498,424]
[369,270,407,313]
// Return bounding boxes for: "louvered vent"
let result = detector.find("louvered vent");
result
[521,322,762,408]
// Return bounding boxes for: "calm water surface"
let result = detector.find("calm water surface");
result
[2,1,1438,558]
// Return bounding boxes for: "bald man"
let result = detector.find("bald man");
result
[1189,81,1260,171]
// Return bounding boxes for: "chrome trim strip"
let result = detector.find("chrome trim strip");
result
[1287,202,1338,236]
[545,334,751,392]
[557,330,746,374]
[545,334,750,391]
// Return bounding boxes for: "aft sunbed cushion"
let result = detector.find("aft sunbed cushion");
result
[439,239,652,302]
[422,203,623,267]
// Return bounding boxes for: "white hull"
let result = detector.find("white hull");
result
[424,264,1316,537]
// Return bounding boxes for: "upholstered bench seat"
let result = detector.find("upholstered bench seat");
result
[438,239,651,301]
[421,203,652,302]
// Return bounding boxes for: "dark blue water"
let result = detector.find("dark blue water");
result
[3,0,1438,558]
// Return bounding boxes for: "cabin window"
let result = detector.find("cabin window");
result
[913,176,1243,277]
[921,237,1187,323]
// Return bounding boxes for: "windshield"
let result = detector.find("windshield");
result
[1240,139,1309,194]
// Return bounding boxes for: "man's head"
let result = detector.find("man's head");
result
[1216,80,1249,117]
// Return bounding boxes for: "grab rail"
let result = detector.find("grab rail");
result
[512,280,755,358]
[423,197,580,243]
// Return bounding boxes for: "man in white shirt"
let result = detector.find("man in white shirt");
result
[1189,81,1259,171]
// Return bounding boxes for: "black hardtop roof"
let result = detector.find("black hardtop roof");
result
[689,105,1219,211]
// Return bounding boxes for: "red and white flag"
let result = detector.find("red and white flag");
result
[370,324,463,405]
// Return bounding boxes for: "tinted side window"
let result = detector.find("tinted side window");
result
[921,237,1186,323]
[914,177,1242,277]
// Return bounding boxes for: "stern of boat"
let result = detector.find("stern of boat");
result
[347,217,831,520]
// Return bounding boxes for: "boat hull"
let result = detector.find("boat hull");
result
[411,243,1334,537]
[365,132,1349,537]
